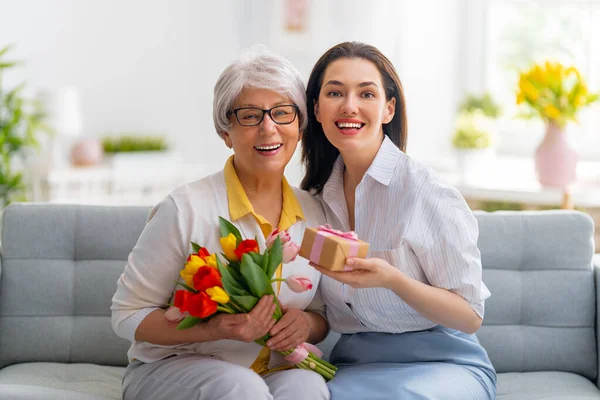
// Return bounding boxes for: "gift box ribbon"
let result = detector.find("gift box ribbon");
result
[309,224,359,265]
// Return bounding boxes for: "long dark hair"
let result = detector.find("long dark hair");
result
[300,41,408,194]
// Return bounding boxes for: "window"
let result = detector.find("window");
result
[471,0,600,159]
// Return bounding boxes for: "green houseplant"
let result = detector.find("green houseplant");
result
[451,93,501,150]
[101,134,174,168]
[0,45,51,207]
[101,135,169,153]
[451,111,492,150]
[451,93,500,183]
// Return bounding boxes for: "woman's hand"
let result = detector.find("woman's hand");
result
[207,295,277,342]
[266,306,311,351]
[311,257,401,289]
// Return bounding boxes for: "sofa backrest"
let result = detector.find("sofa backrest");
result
[0,203,151,368]
[475,210,596,379]
[1,205,596,377]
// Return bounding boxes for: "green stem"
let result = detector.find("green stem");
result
[271,296,284,320]
[304,356,335,376]
[226,299,244,313]
[227,297,246,313]
[308,352,337,371]
[278,349,336,380]
[217,305,235,314]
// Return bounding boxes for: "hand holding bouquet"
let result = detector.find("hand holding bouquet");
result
[165,217,336,380]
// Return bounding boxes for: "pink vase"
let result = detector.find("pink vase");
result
[534,122,578,187]
[70,138,104,167]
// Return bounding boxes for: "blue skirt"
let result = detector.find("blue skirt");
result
[328,326,496,400]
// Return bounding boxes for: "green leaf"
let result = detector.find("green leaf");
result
[265,237,282,279]
[174,281,198,293]
[240,254,273,297]
[176,316,202,330]
[261,251,270,272]
[230,295,259,312]
[249,252,264,270]
[0,45,14,58]
[191,241,201,253]
[226,260,244,283]
[216,256,249,296]
[219,217,242,245]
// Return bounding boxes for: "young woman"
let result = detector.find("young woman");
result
[302,41,496,400]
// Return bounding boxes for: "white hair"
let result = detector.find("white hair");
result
[213,45,307,138]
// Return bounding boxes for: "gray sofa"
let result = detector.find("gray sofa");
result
[0,204,598,399]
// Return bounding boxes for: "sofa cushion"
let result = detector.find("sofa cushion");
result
[497,371,600,399]
[474,211,597,379]
[0,204,151,369]
[0,362,124,399]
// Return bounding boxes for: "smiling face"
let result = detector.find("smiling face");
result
[223,87,300,178]
[314,57,396,156]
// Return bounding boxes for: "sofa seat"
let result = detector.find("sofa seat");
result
[497,371,600,399]
[0,363,124,399]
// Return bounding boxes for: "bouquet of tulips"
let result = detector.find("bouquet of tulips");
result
[164,217,337,380]
[517,61,599,127]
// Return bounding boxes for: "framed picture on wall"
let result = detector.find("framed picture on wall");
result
[270,0,313,55]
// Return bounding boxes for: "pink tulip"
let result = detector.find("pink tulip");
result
[282,241,301,263]
[286,275,313,293]
[266,228,291,249]
[164,306,186,322]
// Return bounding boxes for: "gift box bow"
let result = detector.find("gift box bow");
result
[309,225,361,263]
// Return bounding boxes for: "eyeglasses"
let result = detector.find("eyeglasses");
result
[228,105,299,126]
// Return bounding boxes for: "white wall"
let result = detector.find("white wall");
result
[397,0,464,163]
[1,0,463,186]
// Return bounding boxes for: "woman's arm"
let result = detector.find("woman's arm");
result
[112,197,279,346]
[136,295,279,345]
[313,258,482,334]
[385,267,482,334]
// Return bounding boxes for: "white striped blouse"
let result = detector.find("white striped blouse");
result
[317,136,491,334]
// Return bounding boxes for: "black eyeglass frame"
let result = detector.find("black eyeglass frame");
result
[227,104,300,126]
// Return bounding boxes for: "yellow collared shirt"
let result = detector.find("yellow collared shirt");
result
[223,155,305,375]
[224,155,304,237]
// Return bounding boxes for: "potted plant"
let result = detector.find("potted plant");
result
[451,110,494,183]
[459,93,501,119]
[451,93,499,183]
[101,134,176,168]
[516,61,598,187]
[0,45,51,208]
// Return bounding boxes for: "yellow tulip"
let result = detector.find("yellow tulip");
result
[205,253,218,268]
[180,255,207,286]
[531,65,546,85]
[566,66,580,80]
[519,79,539,102]
[206,286,230,304]
[517,61,598,122]
[220,233,238,261]
[543,104,561,120]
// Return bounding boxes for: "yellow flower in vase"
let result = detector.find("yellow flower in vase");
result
[516,61,599,128]
[516,61,599,188]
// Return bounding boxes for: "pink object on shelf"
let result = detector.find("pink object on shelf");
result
[70,138,104,166]
[535,122,578,188]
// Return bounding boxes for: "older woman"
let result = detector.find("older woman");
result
[111,47,329,400]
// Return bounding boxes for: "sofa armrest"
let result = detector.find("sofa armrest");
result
[595,258,600,389]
